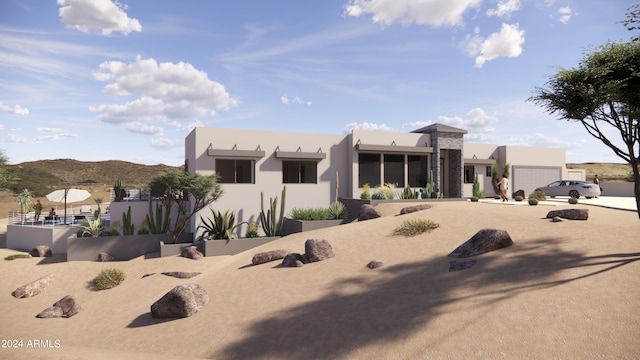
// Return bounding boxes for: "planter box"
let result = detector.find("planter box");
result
[203,236,280,256]
[158,232,196,257]
[282,218,344,236]
[67,233,168,261]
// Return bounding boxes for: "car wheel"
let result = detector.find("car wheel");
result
[586,196,593,199]
[569,190,580,199]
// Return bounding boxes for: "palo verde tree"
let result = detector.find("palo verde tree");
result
[147,168,223,243]
[0,150,18,191]
[529,39,640,218]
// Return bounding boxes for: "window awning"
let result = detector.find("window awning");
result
[207,148,265,158]
[356,143,433,154]
[464,158,496,165]
[275,151,326,160]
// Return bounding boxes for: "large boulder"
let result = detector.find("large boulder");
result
[282,253,308,267]
[180,246,203,260]
[252,249,291,265]
[29,245,52,257]
[448,229,513,258]
[53,295,83,317]
[151,284,209,318]
[305,239,334,263]
[546,208,588,220]
[367,260,384,269]
[358,204,381,221]
[512,189,525,199]
[399,204,432,215]
[98,252,115,262]
[12,273,55,298]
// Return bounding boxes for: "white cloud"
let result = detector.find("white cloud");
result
[91,57,238,133]
[5,134,27,143]
[0,102,29,115]
[281,95,312,106]
[344,0,482,27]
[508,133,582,149]
[57,0,142,36]
[462,23,525,68]
[168,119,204,132]
[403,107,498,141]
[123,121,163,135]
[557,7,574,24]
[34,133,78,143]
[35,127,64,132]
[150,137,183,149]
[486,0,521,18]
[344,122,394,132]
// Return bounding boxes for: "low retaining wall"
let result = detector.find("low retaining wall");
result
[67,234,168,261]
[203,237,280,256]
[7,225,79,255]
[282,219,344,236]
[600,181,634,197]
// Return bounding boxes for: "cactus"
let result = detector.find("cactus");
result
[424,170,436,198]
[122,206,134,235]
[259,186,286,237]
[146,197,169,234]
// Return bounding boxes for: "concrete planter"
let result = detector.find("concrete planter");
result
[67,233,167,261]
[158,232,196,257]
[282,218,344,236]
[203,236,280,256]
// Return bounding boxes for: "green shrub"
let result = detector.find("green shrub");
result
[327,201,349,220]
[514,195,523,202]
[289,207,329,220]
[198,208,247,240]
[5,254,30,261]
[528,198,538,205]
[470,196,479,202]
[494,195,501,199]
[568,197,578,204]
[528,189,547,201]
[378,183,397,199]
[400,187,418,199]
[393,218,440,236]
[360,183,371,200]
[371,192,386,200]
[93,268,125,290]
[245,221,259,238]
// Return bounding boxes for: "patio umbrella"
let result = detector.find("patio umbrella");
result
[46,188,91,224]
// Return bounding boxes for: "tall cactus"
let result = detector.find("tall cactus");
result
[259,186,286,236]
[122,206,134,235]
[146,197,169,234]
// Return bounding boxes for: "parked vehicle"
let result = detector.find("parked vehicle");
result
[535,180,600,199]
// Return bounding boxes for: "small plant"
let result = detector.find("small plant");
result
[371,192,386,200]
[146,198,169,234]
[494,195,501,200]
[80,215,104,237]
[423,170,437,198]
[360,183,371,200]
[16,189,34,224]
[327,201,349,220]
[260,186,286,237]
[289,207,329,221]
[529,189,547,201]
[122,206,134,235]
[93,268,125,290]
[400,187,418,199]
[108,219,122,235]
[393,218,440,236]
[514,195,523,202]
[198,208,247,240]
[470,196,479,202]
[245,221,259,238]
[378,183,397,199]
[472,173,485,199]
[5,254,30,260]
[568,197,578,204]
[113,178,126,202]
[528,198,539,206]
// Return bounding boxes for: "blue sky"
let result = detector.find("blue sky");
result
[0,0,635,166]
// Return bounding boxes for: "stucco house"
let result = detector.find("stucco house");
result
[185,124,580,234]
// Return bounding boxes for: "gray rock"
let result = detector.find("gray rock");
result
[98,252,115,262]
[512,189,526,199]
[161,272,201,279]
[151,284,209,318]
[181,246,203,260]
[551,216,563,222]
[399,204,432,215]
[448,229,513,258]
[53,295,82,318]
[252,249,291,265]
[305,239,334,263]
[358,204,381,221]
[367,260,384,269]
[36,307,63,318]
[29,245,52,257]
[282,253,307,267]
[12,273,55,298]
[546,208,588,220]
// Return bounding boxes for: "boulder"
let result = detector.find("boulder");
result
[181,246,203,260]
[358,204,381,221]
[252,249,291,265]
[551,216,563,222]
[399,204,432,215]
[546,208,588,220]
[98,252,115,262]
[161,272,201,279]
[12,273,55,298]
[367,260,384,269]
[448,229,513,258]
[512,189,526,199]
[282,253,307,267]
[53,295,82,318]
[36,307,63,318]
[151,284,209,319]
[29,245,52,257]
[305,239,334,263]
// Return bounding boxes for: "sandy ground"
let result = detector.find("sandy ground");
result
[0,201,639,360]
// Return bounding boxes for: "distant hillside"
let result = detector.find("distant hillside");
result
[567,163,632,181]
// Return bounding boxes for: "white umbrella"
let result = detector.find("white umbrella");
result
[46,188,91,224]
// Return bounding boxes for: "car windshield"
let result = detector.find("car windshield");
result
[547,181,563,187]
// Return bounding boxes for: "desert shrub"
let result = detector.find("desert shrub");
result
[528,198,539,206]
[378,183,397,199]
[4,254,30,260]
[289,208,329,221]
[514,195,523,202]
[529,189,547,201]
[470,196,479,202]
[137,227,150,235]
[568,197,578,204]
[198,208,247,240]
[393,218,440,236]
[400,187,418,199]
[371,192,386,200]
[360,183,371,200]
[327,201,349,220]
[494,195,501,199]
[93,268,125,290]
[245,221,259,238]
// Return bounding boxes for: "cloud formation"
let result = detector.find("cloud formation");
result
[557,7,574,24]
[344,122,394,132]
[486,0,521,18]
[57,0,142,35]
[403,107,498,141]
[90,57,238,134]
[281,95,312,106]
[462,23,525,68]
[0,102,29,115]
[344,0,482,27]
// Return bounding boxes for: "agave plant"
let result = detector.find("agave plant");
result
[198,208,247,240]
[80,215,104,237]
[327,201,349,220]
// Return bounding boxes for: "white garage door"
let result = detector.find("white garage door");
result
[512,166,562,196]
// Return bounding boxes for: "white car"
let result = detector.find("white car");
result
[535,180,601,199]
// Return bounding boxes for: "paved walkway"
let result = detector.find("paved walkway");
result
[479,196,637,212]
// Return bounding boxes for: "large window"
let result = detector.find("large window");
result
[464,165,474,184]
[408,155,428,187]
[283,161,317,184]
[384,154,404,186]
[216,159,254,184]
[358,153,381,187]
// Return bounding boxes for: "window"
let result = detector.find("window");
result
[283,161,317,183]
[486,166,492,177]
[384,154,404,186]
[464,166,474,184]
[408,155,428,187]
[358,153,381,187]
[216,159,254,184]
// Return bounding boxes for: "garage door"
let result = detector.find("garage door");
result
[512,166,561,196]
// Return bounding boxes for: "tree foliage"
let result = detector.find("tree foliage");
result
[147,168,223,243]
[529,40,640,218]
[0,150,18,191]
